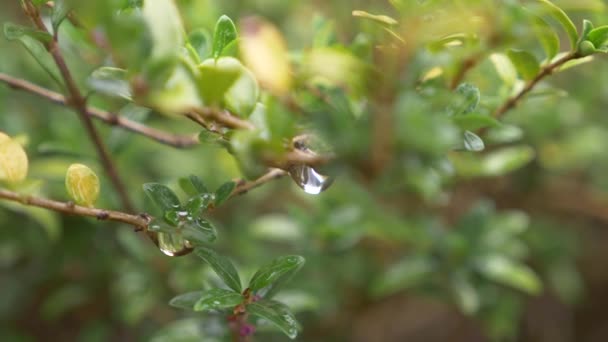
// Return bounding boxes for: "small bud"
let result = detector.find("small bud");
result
[65,163,100,207]
[578,40,596,57]
[0,132,28,183]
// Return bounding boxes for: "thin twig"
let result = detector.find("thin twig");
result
[24,0,134,211]
[0,188,149,229]
[191,107,256,130]
[492,52,578,118]
[230,168,287,198]
[0,73,200,148]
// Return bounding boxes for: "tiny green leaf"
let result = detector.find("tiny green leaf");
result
[87,67,131,100]
[51,0,70,30]
[3,22,51,43]
[463,131,485,152]
[194,247,242,293]
[448,83,480,116]
[142,0,184,58]
[214,181,236,206]
[507,49,540,81]
[143,183,181,211]
[182,218,217,245]
[248,255,305,298]
[580,19,595,41]
[247,300,299,339]
[188,28,211,62]
[371,256,435,297]
[3,23,62,87]
[490,53,517,86]
[529,13,560,59]
[178,175,209,196]
[476,255,542,295]
[169,291,204,310]
[482,146,535,176]
[194,288,243,312]
[212,15,237,59]
[587,25,608,49]
[532,0,578,51]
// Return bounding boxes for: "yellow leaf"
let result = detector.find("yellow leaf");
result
[239,17,292,95]
[65,163,100,207]
[0,132,28,183]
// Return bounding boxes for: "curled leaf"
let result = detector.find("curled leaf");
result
[65,164,100,207]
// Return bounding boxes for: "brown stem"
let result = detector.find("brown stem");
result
[0,188,149,229]
[24,0,134,212]
[191,107,256,131]
[0,73,200,148]
[492,52,578,119]
[229,168,287,198]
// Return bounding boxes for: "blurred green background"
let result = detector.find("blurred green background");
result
[2,0,608,341]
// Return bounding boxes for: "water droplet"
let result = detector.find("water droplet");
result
[288,164,333,195]
[156,232,193,257]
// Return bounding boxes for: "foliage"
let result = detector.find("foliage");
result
[1,0,608,341]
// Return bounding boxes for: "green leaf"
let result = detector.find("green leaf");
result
[587,25,608,49]
[371,256,435,296]
[476,255,542,295]
[212,15,237,59]
[3,22,51,43]
[448,83,480,116]
[248,255,305,298]
[182,217,217,245]
[247,300,299,339]
[194,247,242,293]
[507,49,540,81]
[529,13,560,59]
[142,0,184,59]
[3,23,62,87]
[214,181,235,206]
[143,183,181,211]
[179,175,209,196]
[451,273,480,315]
[558,55,594,71]
[188,28,211,62]
[482,146,535,176]
[224,68,260,118]
[87,67,131,99]
[532,0,578,51]
[51,0,70,30]
[463,131,485,152]
[452,114,501,131]
[489,53,517,86]
[194,288,242,312]
[580,19,595,41]
[197,57,243,104]
[169,291,204,310]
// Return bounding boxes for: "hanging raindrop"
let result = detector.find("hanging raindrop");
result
[287,135,333,195]
[288,164,333,195]
[147,226,193,257]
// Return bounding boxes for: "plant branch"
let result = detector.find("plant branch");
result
[191,107,256,131]
[492,52,578,118]
[0,73,200,148]
[230,168,287,198]
[24,0,134,212]
[0,188,150,229]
